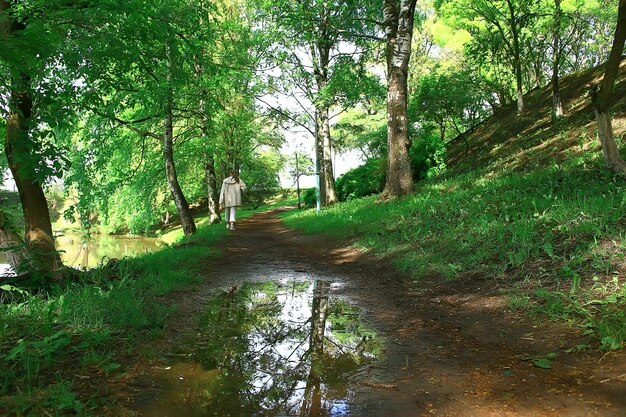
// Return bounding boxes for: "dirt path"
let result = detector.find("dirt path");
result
[121,208,626,417]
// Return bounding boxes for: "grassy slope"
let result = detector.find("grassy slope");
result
[284,61,626,350]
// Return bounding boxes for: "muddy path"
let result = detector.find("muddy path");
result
[119,208,626,417]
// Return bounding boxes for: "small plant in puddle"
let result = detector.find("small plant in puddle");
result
[533,352,558,369]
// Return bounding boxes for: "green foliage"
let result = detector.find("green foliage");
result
[409,68,491,141]
[336,158,386,201]
[303,188,317,209]
[409,129,448,180]
[243,150,284,209]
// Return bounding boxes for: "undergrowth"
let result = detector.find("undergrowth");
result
[283,151,626,350]
[0,198,290,416]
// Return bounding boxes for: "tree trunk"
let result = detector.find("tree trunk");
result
[314,110,327,205]
[506,0,525,114]
[551,0,564,121]
[164,104,197,236]
[318,106,338,205]
[163,43,196,236]
[1,3,62,272]
[0,211,33,273]
[5,85,63,272]
[590,0,626,175]
[381,0,417,198]
[311,35,338,207]
[204,152,221,224]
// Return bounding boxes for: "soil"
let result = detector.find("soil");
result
[109,208,626,417]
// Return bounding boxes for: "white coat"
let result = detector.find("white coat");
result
[219,177,247,208]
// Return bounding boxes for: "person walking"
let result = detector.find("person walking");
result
[219,169,246,231]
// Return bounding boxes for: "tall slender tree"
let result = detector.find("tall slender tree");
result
[551,0,564,120]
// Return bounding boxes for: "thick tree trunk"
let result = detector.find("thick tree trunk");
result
[591,0,626,175]
[314,110,327,206]
[594,109,626,172]
[5,87,63,271]
[318,106,338,205]
[381,0,417,199]
[0,211,33,273]
[551,0,564,121]
[1,1,62,273]
[204,152,221,224]
[311,36,338,206]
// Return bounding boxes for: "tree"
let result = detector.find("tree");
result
[0,0,63,273]
[551,0,564,120]
[257,0,383,206]
[590,0,626,175]
[440,0,541,114]
[409,68,490,152]
[381,0,419,198]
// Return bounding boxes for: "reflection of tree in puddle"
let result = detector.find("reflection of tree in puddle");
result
[158,280,383,416]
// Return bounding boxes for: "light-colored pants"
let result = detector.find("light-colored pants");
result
[225,207,237,222]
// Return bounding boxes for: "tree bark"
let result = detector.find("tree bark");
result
[164,105,197,236]
[381,0,417,198]
[311,34,338,206]
[591,0,626,175]
[0,211,33,273]
[2,2,62,272]
[204,152,221,224]
[314,109,327,206]
[163,43,197,236]
[551,0,564,121]
[506,0,525,114]
[318,106,338,205]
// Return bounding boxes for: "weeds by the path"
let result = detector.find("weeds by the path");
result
[0,201,288,416]
[283,155,626,350]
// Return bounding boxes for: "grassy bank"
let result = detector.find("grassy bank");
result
[283,153,626,350]
[0,199,291,416]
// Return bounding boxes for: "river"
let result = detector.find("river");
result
[0,232,165,276]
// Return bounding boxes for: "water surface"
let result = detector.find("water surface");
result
[0,232,164,276]
[137,280,384,417]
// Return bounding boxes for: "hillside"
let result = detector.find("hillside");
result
[447,59,626,173]
[284,58,626,353]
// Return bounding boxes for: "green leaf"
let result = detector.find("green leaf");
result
[102,362,122,372]
[533,358,552,369]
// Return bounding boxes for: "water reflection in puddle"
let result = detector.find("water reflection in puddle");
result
[138,280,383,417]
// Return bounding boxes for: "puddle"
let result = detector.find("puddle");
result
[136,280,384,416]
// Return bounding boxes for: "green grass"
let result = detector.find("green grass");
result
[0,194,297,416]
[0,223,224,415]
[283,151,626,349]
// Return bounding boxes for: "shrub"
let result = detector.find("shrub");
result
[410,130,447,180]
[303,188,317,208]
[336,158,386,201]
